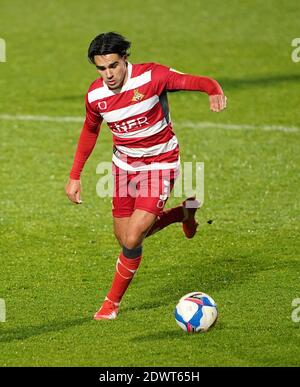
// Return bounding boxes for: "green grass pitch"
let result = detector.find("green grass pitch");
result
[0,0,299,366]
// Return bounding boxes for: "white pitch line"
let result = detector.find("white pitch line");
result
[0,114,84,123]
[0,114,299,133]
[179,121,299,133]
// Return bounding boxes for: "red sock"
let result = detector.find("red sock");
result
[146,206,184,237]
[106,252,142,304]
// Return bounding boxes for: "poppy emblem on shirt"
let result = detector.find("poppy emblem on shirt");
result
[98,101,107,110]
[132,89,144,102]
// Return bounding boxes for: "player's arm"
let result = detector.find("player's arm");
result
[166,69,227,112]
[65,95,102,204]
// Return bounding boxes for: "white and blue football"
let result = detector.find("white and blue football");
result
[174,291,218,333]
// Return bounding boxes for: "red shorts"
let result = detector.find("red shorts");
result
[112,164,178,218]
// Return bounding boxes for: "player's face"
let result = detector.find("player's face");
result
[94,54,128,90]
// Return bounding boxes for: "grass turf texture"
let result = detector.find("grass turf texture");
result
[0,0,299,366]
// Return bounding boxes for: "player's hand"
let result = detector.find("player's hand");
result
[65,178,82,204]
[209,94,227,112]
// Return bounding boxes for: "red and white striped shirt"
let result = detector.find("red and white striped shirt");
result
[70,62,223,179]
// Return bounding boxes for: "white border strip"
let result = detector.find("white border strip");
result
[0,114,298,133]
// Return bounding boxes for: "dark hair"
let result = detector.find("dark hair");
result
[87,32,131,64]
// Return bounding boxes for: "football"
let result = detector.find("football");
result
[174,291,218,333]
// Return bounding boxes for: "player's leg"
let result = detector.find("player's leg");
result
[93,165,137,320]
[144,169,200,239]
[146,197,200,239]
[94,210,157,320]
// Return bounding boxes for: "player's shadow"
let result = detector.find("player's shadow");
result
[131,330,185,342]
[219,74,300,89]
[0,317,91,343]
[131,323,224,342]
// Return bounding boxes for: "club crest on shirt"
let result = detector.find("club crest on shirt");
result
[132,89,144,102]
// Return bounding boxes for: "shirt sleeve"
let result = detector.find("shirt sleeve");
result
[153,64,224,96]
[69,95,103,180]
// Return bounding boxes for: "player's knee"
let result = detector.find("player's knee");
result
[124,220,151,249]
[123,233,141,249]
